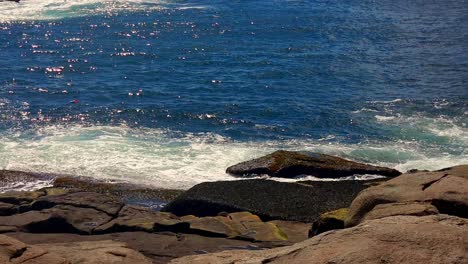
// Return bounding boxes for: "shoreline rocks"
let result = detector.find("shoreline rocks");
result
[162,179,383,222]
[345,165,468,227]
[1,163,467,263]
[170,214,468,264]
[226,150,401,178]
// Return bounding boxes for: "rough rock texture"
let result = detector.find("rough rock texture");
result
[170,215,468,264]
[39,240,153,264]
[94,205,188,233]
[0,234,152,263]
[363,202,439,222]
[53,176,184,208]
[32,191,124,216]
[7,232,273,264]
[310,208,349,236]
[0,204,112,234]
[163,179,377,222]
[226,150,401,178]
[346,165,468,227]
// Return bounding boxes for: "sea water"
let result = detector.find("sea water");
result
[0,0,466,189]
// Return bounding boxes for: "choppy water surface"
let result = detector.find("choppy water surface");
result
[0,0,467,189]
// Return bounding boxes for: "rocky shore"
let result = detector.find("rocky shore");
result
[0,151,466,263]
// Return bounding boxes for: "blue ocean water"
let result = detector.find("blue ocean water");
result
[0,0,467,189]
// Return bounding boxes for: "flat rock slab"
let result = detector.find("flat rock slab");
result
[95,205,188,233]
[0,234,152,264]
[6,231,271,264]
[32,191,123,216]
[163,179,378,222]
[345,165,468,227]
[170,214,468,264]
[0,204,112,234]
[226,150,401,178]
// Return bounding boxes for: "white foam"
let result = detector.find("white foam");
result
[375,115,396,121]
[0,124,466,190]
[0,0,206,22]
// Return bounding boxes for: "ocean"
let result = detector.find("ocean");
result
[0,0,466,190]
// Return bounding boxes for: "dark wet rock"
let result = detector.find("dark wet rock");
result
[345,165,468,227]
[53,176,184,209]
[0,190,45,205]
[0,170,55,190]
[163,179,377,222]
[0,202,16,216]
[310,208,349,236]
[226,150,401,178]
[1,170,184,210]
[95,205,189,234]
[171,215,468,264]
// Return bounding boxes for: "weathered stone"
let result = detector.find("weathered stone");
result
[363,202,439,222]
[226,150,401,178]
[0,191,45,205]
[170,215,468,264]
[268,220,311,243]
[0,234,152,264]
[0,205,112,234]
[238,221,287,242]
[0,202,16,216]
[0,226,17,233]
[53,176,184,207]
[95,205,188,234]
[0,234,67,264]
[163,179,375,222]
[7,231,271,264]
[43,188,70,197]
[311,208,349,236]
[346,165,468,227]
[187,216,239,238]
[32,191,123,216]
[39,240,152,264]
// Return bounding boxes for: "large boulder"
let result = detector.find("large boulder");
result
[162,179,381,222]
[345,165,468,227]
[226,150,401,178]
[170,214,468,264]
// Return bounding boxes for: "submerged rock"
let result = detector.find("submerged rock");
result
[226,150,401,178]
[345,165,468,227]
[170,214,468,264]
[162,179,380,222]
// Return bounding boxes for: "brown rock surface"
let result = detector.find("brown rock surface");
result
[0,234,152,263]
[345,165,468,227]
[95,205,188,233]
[170,214,468,264]
[363,202,439,221]
[0,205,112,234]
[6,231,271,264]
[226,150,401,178]
[32,191,123,216]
